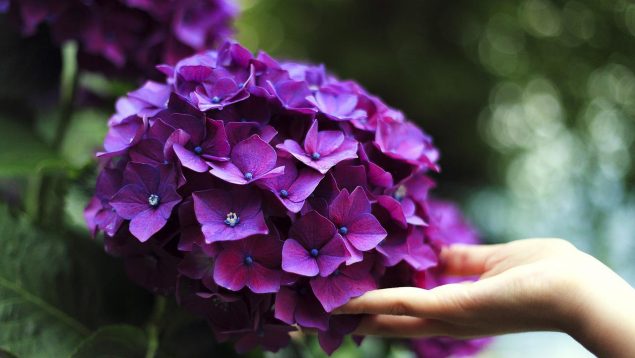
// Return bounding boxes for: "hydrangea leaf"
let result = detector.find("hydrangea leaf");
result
[70,325,147,358]
[0,205,151,357]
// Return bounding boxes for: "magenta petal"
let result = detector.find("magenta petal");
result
[278,199,304,213]
[404,227,438,271]
[192,190,229,222]
[214,248,248,291]
[342,237,364,265]
[247,263,281,293]
[376,195,408,228]
[329,189,350,225]
[110,184,149,219]
[288,170,324,202]
[295,295,330,331]
[257,165,285,180]
[179,65,213,82]
[303,120,319,154]
[231,135,277,177]
[281,239,319,277]
[312,139,358,174]
[173,143,209,172]
[316,131,344,156]
[274,287,297,325]
[129,208,167,242]
[348,186,372,214]
[289,211,336,249]
[310,276,349,313]
[208,161,249,184]
[259,158,297,192]
[316,235,347,277]
[346,213,387,251]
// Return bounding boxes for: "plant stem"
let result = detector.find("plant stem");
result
[52,41,79,150]
[145,296,166,358]
[29,41,77,226]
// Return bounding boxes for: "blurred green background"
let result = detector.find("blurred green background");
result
[1,0,634,357]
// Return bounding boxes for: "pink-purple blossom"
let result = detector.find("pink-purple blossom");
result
[86,40,488,356]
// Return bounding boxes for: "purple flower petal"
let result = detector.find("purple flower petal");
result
[346,213,387,251]
[281,239,319,277]
[128,208,168,242]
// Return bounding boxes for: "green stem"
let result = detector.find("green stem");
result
[145,296,166,358]
[52,41,79,150]
[29,41,77,226]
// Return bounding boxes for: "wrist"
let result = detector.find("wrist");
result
[565,254,635,357]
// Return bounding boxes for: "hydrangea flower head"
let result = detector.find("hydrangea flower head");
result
[86,40,488,356]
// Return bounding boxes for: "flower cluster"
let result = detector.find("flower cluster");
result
[1,0,236,77]
[85,40,487,356]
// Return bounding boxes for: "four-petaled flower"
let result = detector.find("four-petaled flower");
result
[209,134,284,184]
[259,158,324,213]
[214,235,283,293]
[110,163,181,242]
[281,211,347,277]
[329,187,387,264]
[193,187,269,243]
[277,120,358,174]
[167,115,231,172]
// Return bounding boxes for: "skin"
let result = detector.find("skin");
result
[334,239,635,358]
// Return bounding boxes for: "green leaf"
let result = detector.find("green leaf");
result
[0,205,152,357]
[0,206,90,357]
[0,119,65,177]
[71,325,147,358]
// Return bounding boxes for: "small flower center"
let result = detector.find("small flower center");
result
[148,194,160,208]
[238,82,245,88]
[311,152,321,160]
[279,189,289,198]
[393,185,407,201]
[194,146,203,155]
[244,172,253,180]
[211,96,221,104]
[244,255,254,266]
[310,248,319,257]
[224,212,240,227]
[338,226,348,235]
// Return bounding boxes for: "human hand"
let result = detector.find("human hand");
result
[334,239,635,357]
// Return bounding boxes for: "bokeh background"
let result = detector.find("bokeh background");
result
[1,0,633,357]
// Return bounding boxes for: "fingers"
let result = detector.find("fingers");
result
[440,244,503,277]
[355,315,456,338]
[334,287,439,317]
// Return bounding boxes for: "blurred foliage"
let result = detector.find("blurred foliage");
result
[1,0,635,356]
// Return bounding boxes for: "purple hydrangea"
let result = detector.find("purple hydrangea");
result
[1,0,237,78]
[86,40,489,355]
